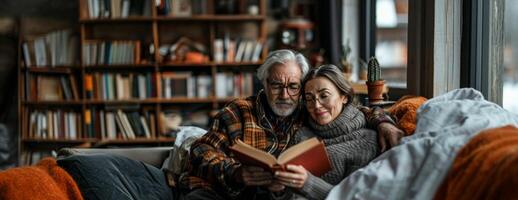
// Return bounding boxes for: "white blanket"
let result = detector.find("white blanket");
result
[326,88,518,200]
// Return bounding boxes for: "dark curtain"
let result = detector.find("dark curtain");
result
[318,0,343,66]
[0,31,19,170]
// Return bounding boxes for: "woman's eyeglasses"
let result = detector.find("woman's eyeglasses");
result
[304,93,333,106]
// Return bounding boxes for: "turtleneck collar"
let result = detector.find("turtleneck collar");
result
[307,104,366,139]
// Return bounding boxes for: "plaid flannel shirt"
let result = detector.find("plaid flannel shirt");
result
[179,91,304,198]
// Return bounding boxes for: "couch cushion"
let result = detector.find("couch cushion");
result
[57,153,174,200]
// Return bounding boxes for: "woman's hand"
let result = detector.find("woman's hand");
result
[274,165,308,189]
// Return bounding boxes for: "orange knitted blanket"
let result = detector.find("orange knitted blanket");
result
[387,95,428,136]
[434,125,518,200]
[0,157,83,200]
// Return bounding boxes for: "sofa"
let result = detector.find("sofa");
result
[55,89,518,200]
[57,147,172,169]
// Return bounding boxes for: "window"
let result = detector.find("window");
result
[375,0,408,88]
[503,0,518,114]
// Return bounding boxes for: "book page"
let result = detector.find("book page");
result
[230,140,278,168]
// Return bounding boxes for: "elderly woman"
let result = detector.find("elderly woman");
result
[274,64,380,200]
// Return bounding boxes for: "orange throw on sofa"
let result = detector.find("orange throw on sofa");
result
[434,125,518,200]
[0,157,83,200]
[386,95,427,136]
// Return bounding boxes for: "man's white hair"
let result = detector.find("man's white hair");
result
[256,49,310,85]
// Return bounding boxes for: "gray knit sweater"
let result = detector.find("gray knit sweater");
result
[292,104,379,200]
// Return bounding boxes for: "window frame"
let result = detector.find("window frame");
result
[461,0,504,105]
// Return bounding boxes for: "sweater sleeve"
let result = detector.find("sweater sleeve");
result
[358,106,396,129]
[300,172,334,200]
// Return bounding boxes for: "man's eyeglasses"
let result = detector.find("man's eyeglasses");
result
[304,93,333,106]
[267,79,301,96]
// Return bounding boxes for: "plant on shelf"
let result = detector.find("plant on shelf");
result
[358,58,368,81]
[341,39,353,81]
[366,57,385,104]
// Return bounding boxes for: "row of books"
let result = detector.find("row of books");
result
[85,73,155,100]
[28,72,255,102]
[85,107,155,140]
[86,0,152,19]
[82,40,142,66]
[25,109,214,142]
[161,72,212,98]
[20,150,57,166]
[27,110,82,140]
[28,74,80,101]
[156,0,208,16]
[213,38,263,63]
[22,29,77,67]
[215,72,254,98]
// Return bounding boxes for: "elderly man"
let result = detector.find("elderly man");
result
[179,49,402,199]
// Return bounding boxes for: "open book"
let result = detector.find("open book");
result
[229,138,331,177]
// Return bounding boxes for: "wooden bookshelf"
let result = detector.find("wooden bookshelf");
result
[18,0,267,165]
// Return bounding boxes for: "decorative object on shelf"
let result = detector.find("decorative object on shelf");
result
[247,0,260,15]
[366,57,385,104]
[159,37,208,64]
[341,39,353,81]
[279,17,314,51]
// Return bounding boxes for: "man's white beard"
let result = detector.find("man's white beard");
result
[269,101,297,117]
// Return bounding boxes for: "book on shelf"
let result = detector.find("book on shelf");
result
[28,110,81,139]
[83,40,141,66]
[229,138,332,177]
[31,74,79,101]
[215,38,263,63]
[161,72,212,98]
[86,72,154,100]
[85,0,151,19]
[88,105,154,140]
[191,0,208,15]
[22,29,77,67]
[215,72,254,98]
[161,72,192,98]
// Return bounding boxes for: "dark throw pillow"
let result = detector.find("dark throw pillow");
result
[57,153,174,200]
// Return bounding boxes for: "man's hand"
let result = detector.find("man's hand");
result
[234,166,273,186]
[267,181,286,192]
[377,122,405,152]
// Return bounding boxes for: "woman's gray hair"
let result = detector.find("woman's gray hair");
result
[256,49,310,85]
[302,64,354,106]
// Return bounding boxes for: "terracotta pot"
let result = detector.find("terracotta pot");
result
[366,80,385,103]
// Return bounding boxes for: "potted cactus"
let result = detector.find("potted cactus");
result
[366,57,385,103]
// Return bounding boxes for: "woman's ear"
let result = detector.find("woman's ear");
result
[342,96,348,104]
